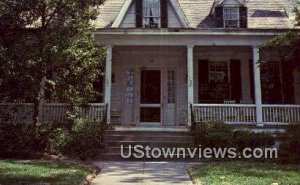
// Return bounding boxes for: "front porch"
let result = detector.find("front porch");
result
[104,45,300,127]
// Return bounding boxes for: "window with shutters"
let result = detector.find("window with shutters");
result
[223,7,239,28]
[215,5,247,28]
[143,0,161,28]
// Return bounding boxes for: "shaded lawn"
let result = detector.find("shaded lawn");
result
[189,162,300,185]
[0,160,97,185]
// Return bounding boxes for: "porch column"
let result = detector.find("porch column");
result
[253,46,263,126]
[104,45,113,124]
[187,45,194,127]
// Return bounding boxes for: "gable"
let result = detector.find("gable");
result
[116,0,188,28]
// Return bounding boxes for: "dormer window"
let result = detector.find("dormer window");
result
[136,0,168,28]
[215,4,247,28]
[223,7,239,28]
[143,0,160,28]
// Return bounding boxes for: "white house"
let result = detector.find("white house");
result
[94,0,300,128]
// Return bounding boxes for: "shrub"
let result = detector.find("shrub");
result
[0,123,53,158]
[192,121,275,152]
[48,118,103,160]
[279,123,300,164]
[193,121,233,148]
[232,130,275,151]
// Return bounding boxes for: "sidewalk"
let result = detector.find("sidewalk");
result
[92,161,199,185]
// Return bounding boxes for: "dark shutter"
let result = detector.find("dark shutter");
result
[239,6,248,28]
[160,0,168,28]
[230,60,242,102]
[198,60,209,103]
[281,61,295,103]
[136,0,143,28]
[249,60,255,102]
[215,6,224,28]
[198,60,209,83]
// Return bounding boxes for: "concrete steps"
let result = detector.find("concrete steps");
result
[98,130,196,161]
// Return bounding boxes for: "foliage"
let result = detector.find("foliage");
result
[192,121,274,151]
[193,121,233,148]
[259,3,300,64]
[0,119,106,160]
[48,118,103,160]
[190,162,300,185]
[232,130,275,151]
[0,160,98,184]
[0,0,106,123]
[279,123,300,164]
[0,123,53,158]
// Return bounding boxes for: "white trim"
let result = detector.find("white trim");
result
[253,46,263,126]
[111,0,133,28]
[104,45,113,123]
[94,30,294,36]
[169,0,190,28]
[140,104,161,108]
[187,45,194,127]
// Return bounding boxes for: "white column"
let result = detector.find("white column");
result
[187,45,194,127]
[253,46,263,126]
[104,45,113,124]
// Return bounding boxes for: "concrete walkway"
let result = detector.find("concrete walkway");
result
[92,161,199,185]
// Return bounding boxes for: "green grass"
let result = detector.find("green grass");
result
[0,160,97,185]
[189,162,300,185]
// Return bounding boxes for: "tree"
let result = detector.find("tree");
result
[0,0,106,124]
[259,2,300,63]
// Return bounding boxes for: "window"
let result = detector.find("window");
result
[223,7,239,28]
[143,0,161,28]
[209,61,229,83]
[167,70,175,103]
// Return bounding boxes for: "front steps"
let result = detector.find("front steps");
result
[98,130,195,161]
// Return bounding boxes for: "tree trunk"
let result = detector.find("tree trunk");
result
[33,76,46,125]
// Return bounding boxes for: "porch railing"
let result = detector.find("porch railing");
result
[262,105,300,124]
[0,103,34,124]
[0,103,106,124]
[192,104,257,124]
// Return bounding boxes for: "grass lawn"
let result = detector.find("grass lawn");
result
[189,162,300,185]
[0,159,98,185]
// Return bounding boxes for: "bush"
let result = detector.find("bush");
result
[279,124,300,164]
[0,118,106,160]
[192,121,275,151]
[193,121,233,148]
[232,130,275,151]
[0,123,53,158]
[48,118,103,160]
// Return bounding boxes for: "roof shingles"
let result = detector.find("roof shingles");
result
[94,0,297,29]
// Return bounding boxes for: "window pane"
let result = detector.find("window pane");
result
[143,0,160,28]
[224,7,238,28]
[140,107,161,122]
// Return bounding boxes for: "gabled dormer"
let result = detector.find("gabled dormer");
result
[112,0,189,28]
[214,0,248,28]
[136,0,168,28]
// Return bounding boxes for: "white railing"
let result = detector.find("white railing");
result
[0,103,106,124]
[262,105,300,124]
[192,104,257,124]
[0,103,34,124]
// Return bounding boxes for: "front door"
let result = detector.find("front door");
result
[139,69,177,126]
[140,70,161,125]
